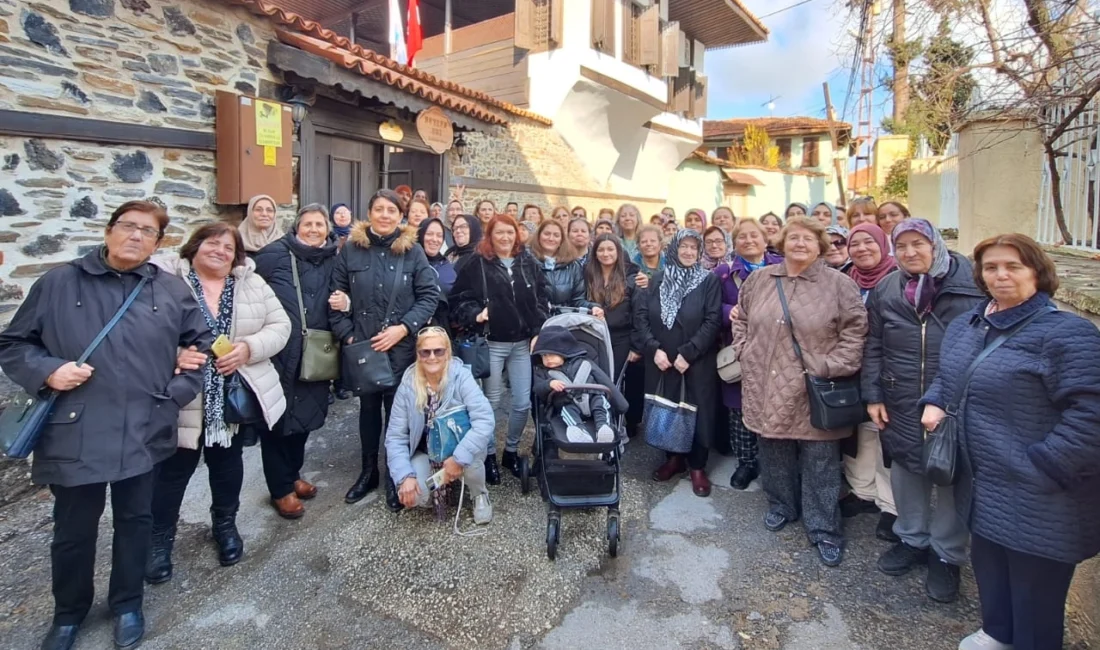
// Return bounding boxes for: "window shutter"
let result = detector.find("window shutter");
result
[777,138,792,168]
[677,27,691,68]
[639,3,659,66]
[591,0,616,54]
[549,0,563,48]
[694,74,707,118]
[515,0,534,50]
[660,20,680,77]
[802,137,820,168]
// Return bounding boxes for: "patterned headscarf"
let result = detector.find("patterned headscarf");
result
[658,229,709,330]
[892,218,950,315]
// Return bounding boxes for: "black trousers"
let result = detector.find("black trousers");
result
[358,389,396,470]
[624,362,644,428]
[972,533,1077,650]
[151,433,245,529]
[260,424,310,499]
[49,471,155,625]
[667,437,709,471]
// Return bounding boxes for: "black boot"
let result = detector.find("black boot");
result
[345,455,380,504]
[144,524,175,585]
[484,454,501,486]
[211,511,244,567]
[385,477,404,512]
[40,624,79,650]
[500,450,521,478]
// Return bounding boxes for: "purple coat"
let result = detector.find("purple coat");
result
[715,252,784,408]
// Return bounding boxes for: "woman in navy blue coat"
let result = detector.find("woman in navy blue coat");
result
[921,234,1100,650]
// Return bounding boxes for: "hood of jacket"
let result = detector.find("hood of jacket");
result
[348,221,418,255]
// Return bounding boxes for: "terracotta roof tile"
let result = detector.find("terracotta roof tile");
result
[219,0,551,126]
[703,117,851,139]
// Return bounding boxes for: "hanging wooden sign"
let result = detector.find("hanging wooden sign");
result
[415,106,454,154]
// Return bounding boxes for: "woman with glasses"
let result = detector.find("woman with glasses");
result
[824,225,852,271]
[385,327,494,524]
[447,214,482,270]
[331,189,441,509]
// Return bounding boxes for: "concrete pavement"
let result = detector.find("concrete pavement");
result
[0,398,1051,649]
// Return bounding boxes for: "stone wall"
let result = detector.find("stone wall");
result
[449,121,667,219]
[0,0,292,324]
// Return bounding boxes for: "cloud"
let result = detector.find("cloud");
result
[703,0,849,118]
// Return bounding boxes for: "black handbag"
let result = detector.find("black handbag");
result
[922,306,1056,486]
[775,276,864,431]
[0,277,149,459]
[342,254,405,395]
[224,373,263,425]
[453,258,491,379]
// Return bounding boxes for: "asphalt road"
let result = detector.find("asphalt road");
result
[1,398,1076,650]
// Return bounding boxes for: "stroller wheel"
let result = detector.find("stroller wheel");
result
[607,511,620,558]
[546,515,560,561]
[519,457,532,494]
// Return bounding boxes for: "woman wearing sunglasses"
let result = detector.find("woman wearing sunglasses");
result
[384,327,494,524]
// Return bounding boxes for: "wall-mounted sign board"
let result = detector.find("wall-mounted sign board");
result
[415,106,454,155]
[215,90,293,204]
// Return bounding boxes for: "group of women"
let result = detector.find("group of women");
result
[6,187,1097,650]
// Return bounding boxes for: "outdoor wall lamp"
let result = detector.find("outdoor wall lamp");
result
[454,133,468,162]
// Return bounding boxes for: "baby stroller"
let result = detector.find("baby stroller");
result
[517,307,625,560]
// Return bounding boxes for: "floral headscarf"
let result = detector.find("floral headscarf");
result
[892,218,950,315]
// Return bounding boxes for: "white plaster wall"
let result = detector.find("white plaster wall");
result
[666,162,829,219]
[666,159,724,212]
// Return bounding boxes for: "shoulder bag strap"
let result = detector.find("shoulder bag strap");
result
[381,253,406,329]
[76,276,149,366]
[946,306,1056,414]
[478,257,489,336]
[289,252,308,336]
[774,275,808,373]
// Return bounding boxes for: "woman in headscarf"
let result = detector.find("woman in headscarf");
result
[447,214,482,271]
[784,202,808,220]
[824,225,852,271]
[862,217,983,603]
[684,209,707,233]
[635,229,722,497]
[330,203,353,251]
[419,217,455,332]
[593,218,615,239]
[701,225,733,271]
[839,223,898,540]
[240,194,283,257]
[812,202,838,227]
[429,202,444,220]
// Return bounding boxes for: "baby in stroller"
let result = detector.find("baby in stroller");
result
[533,326,628,444]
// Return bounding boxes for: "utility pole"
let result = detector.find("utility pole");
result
[892,0,908,124]
[822,82,848,206]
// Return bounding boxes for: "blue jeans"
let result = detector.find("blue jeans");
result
[485,339,532,454]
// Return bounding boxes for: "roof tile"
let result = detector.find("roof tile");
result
[703,117,851,139]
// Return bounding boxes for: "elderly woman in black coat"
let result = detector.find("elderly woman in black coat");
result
[0,200,211,650]
[923,234,1100,650]
[253,204,343,519]
[331,189,440,508]
[861,218,984,604]
[634,229,722,497]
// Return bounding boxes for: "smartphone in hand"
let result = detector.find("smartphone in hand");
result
[425,468,447,491]
[211,334,233,358]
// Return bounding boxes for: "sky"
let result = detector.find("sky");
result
[703,0,856,122]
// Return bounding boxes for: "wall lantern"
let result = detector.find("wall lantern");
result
[454,133,468,163]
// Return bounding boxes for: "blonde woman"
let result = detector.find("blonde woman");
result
[385,327,494,523]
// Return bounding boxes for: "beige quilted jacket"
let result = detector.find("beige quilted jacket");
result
[152,255,291,449]
[731,259,867,441]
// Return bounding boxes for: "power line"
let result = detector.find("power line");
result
[757,0,818,19]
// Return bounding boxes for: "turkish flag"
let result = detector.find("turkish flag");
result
[406,0,423,66]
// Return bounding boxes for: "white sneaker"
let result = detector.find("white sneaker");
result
[473,494,493,525]
[566,425,592,443]
[596,424,615,443]
[959,629,1013,650]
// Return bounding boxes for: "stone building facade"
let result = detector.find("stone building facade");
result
[0,0,285,322]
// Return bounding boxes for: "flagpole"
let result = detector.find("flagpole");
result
[443,0,452,78]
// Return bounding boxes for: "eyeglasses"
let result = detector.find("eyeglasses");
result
[417,347,447,359]
[112,221,161,240]
[453,224,470,233]
[829,240,846,249]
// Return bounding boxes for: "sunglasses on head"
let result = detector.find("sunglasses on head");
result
[417,326,448,338]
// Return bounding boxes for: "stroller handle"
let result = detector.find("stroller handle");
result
[557,383,611,397]
[550,305,594,316]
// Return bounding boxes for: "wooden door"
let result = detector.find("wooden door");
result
[312,133,380,219]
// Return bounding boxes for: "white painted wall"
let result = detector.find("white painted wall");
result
[666,161,829,218]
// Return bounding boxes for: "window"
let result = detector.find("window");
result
[801,137,820,168]
[776,138,792,168]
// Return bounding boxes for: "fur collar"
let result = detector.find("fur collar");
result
[348,221,418,254]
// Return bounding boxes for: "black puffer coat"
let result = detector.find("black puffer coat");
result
[861,251,984,472]
[449,251,551,343]
[0,249,211,486]
[539,257,589,309]
[254,232,340,436]
[330,222,440,379]
[592,261,639,378]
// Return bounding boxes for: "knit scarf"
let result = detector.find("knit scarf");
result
[188,269,236,447]
[658,230,709,330]
[893,218,950,316]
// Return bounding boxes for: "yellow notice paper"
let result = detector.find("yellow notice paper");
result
[255,100,282,147]
[263,146,276,166]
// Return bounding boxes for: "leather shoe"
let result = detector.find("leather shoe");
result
[500,450,521,478]
[211,513,243,566]
[484,454,501,486]
[652,455,687,482]
[270,493,304,519]
[113,611,144,649]
[294,479,318,500]
[729,464,759,490]
[385,478,404,513]
[689,469,711,497]
[344,469,379,504]
[40,624,79,650]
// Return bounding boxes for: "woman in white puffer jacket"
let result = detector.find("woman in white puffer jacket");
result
[145,222,291,583]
